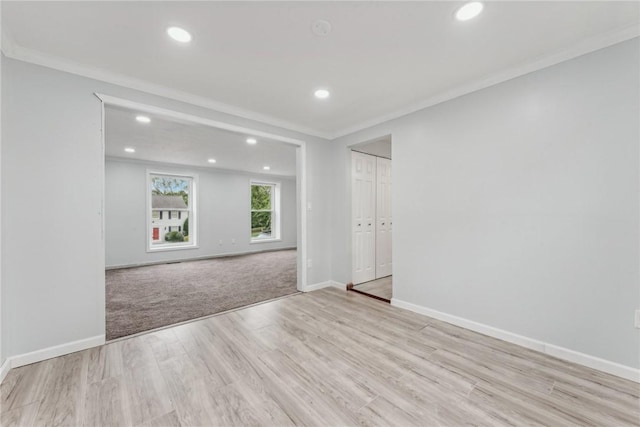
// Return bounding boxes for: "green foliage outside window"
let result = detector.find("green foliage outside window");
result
[165,231,185,242]
[251,185,272,235]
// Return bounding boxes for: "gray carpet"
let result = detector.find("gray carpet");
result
[106,249,297,340]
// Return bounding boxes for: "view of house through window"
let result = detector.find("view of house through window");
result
[149,173,196,250]
[251,182,279,241]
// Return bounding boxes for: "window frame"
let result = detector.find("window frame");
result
[250,180,281,244]
[146,170,198,252]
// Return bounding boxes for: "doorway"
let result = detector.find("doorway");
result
[348,136,393,302]
[97,95,309,340]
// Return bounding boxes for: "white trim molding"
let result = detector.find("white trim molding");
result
[302,281,346,293]
[0,359,10,384]
[1,335,105,378]
[391,298,640,383]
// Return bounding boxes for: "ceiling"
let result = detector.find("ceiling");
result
[3,2,639,138]
[105,105,298,176]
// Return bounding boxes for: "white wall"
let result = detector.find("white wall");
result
[1,57,332,360]
[332,39,640,370]
[106,158,297,267]
[0,47,4,368]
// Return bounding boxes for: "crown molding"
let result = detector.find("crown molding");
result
[3,25,638,141]
[0,32,333,140]
[330,25,640,140]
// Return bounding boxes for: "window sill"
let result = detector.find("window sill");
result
[250,238,282,245]
[146,244,199,253]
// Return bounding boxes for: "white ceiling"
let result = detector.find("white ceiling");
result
[105,106,297,177]
[3,2,639,138]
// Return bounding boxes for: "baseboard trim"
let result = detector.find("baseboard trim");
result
[302,280,346,292]
[0,358,11,384]
[9,335,106,370]
[106,246,297,270]
[391,298,640,383]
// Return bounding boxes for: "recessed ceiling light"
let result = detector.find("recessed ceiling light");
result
[314,89,330,99]
[124,147,136,153]
[263,166,271,171]
[311,19,332,37]
[246,138,257,145]
[167,26,192,43]
[455,2,484,21]
[208,158,216,164]
[136,115,151,124]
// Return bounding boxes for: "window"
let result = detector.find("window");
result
[148,172,197,251]
[251,181,280,242]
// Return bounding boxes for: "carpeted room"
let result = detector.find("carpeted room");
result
[104,105,299,340]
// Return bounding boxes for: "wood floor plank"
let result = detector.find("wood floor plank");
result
[258,349,360,426]
[122,364,174,426]
[157,354,217,426]
[83,376,131,427]
[86,341,124,386]
[551,379,640,420]
[471,382,596,426]
[428,347,555,396]
[0,401,40,427]
[138,410,182,427]
[467,384,555,426]
[172,322,236,388]
[422,322,639,402]
[294,294,439,356]
[1,358,56,411]
[144,328,187,365]
[231,306,276,331]
[1,287,636,427]
[318,288,430,330]
[34,351,89,427]
[356,395,426,427]
[233,376,297,427]
[200,382,264,427]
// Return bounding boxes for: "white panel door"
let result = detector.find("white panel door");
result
[376,157,392,278]
[352,151,377,285]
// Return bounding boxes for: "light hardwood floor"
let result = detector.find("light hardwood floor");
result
[352,276,393,301]
[2,288,638,426]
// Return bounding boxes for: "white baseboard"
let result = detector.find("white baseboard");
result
[8,335,105,370]
[302,280,346,292]
[0,358,11,384]
[391,298,640,383]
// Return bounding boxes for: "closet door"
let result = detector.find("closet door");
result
[376,157,392,278]
[352,151,377,284]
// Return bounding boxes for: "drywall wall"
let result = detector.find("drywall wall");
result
[0,48,4,368]
[1,57,332,360]
[105,158,297,267]
[331,39,640,369]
